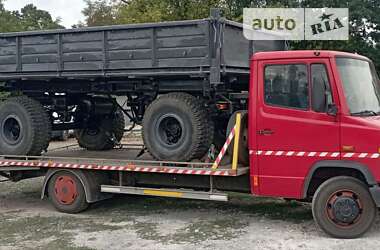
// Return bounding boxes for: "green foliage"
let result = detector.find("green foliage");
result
[0,0,22,32]
[19,4,64,31]
[292,0,380,72]
[82,0,117,26]
[80,0,223,26]
[0,0,63,33]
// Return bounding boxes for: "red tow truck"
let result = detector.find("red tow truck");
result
[1,50,380,239]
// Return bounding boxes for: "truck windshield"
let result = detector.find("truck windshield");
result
[336,58,380,116]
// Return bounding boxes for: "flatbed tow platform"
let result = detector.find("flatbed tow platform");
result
[0,142,250,205]
[0,145,248,177]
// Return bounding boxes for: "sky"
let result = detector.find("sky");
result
[4,0,87,28]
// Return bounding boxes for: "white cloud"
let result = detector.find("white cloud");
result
[3,0,87,28]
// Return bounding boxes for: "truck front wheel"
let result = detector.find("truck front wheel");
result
[142,93,214,161]
[0,96,51,156]
[312,176,376,238]
[48,171,89,213]
[75,109,125,151]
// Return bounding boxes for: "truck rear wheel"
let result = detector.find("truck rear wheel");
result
[48,171,89,213]
[0,96,51,156]
[142,93,214,161]
[312,176,376,238]
[75,109,125,151]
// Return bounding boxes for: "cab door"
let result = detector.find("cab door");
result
[255,59,340,198]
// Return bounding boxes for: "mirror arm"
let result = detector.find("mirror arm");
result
[327,103,338,116]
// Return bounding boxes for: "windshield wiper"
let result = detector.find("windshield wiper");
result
[351,110,379,116]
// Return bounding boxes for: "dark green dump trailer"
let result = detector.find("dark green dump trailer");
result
[0,9,285,161]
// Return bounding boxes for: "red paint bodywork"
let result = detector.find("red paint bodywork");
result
[248,50,380,198]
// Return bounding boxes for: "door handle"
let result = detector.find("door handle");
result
[258,129,274,135]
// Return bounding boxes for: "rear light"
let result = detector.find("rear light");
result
[216,102,229,110]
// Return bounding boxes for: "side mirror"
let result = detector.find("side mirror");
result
[327,103,338,116]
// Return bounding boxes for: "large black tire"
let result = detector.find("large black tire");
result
[48,171,89,214]
[0,96,51,156]
[226,111,249,166]
[312,176,376,238]
[75,109,125,151]
[142,92,214,161]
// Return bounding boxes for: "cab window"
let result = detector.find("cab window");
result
[264,64,308,110]
[311,64,333,112]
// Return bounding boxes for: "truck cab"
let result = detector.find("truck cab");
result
[248,50,380,237]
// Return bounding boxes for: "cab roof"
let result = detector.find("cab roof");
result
[252,50,370,61]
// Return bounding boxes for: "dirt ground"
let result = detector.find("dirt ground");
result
[1,138,380,250]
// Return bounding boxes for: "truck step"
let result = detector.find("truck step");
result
[101,185,228,201]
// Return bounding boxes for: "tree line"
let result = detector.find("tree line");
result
[0,0,378,71]
[0,0,63,32]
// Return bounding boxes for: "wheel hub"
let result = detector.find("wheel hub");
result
[332,196,360,223]
[54,176,78,205]
[327,191,362,226]
[156,114,184,146]
[2,115,22,145]
[86,128,100,136]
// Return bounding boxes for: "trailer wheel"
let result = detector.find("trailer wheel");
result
[226,111,249,166]
[0,96,51,156]
[48,171,89,213]
[142,93,214,161]
[312,176,376,238]
[75,109,125,150]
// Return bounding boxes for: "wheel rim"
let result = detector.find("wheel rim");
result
[326,190,363,227]
[86,128,100,136]
[84,116,103,136]
[54,175,78,205]
[2,115,23,145]
[155,114,184,147]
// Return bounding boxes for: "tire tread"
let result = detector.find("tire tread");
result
[0,96,51,155]
[142,92,214,161]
